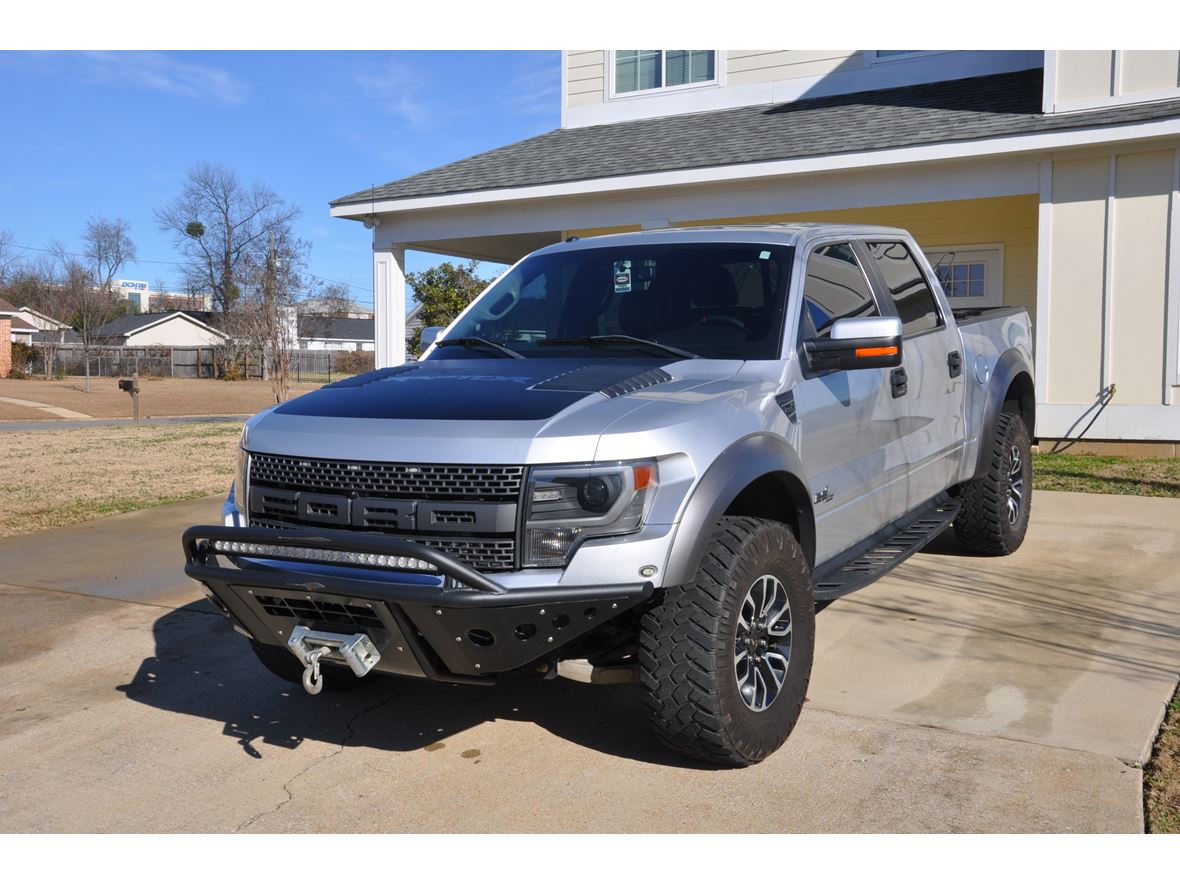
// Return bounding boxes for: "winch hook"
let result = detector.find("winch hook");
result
[301,645,331,695]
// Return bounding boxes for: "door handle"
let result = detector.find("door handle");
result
[890,367,908,398]
[948,350,963,378]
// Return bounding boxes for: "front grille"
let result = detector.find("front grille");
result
[249,518,517,572]
[249,453,523,501]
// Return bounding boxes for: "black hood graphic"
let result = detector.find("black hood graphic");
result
[274,358,668,421]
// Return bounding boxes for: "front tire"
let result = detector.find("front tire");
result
[953,411,1032,555]
[639,517,815,766]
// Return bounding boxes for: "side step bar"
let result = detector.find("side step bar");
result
[812,493,960,602]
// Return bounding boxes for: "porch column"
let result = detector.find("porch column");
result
[373,243,407,368]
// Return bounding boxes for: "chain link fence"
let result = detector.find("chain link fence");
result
[22,344,374,382]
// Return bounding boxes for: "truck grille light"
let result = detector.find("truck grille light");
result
[211,540,437,572]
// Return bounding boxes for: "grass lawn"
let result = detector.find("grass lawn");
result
[0,421,239,539]
[1146,688,1180,833]
[1032,452,1180,498]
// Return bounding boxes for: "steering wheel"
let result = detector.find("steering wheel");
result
[694,315,747,332]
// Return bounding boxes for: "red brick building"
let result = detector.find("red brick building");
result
[0,296,15,379]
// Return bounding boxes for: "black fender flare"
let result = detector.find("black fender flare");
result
[662,433,815,587]
[973,348,1035,480]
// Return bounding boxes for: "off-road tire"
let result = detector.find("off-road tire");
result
[639,516,815,766]
[953,411,1032,555]
[248,639,374,691]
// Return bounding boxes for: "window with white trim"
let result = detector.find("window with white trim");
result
[923,245,1004,309]
[612,50,717,95]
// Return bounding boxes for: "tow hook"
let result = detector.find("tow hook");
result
[287,626,381,696]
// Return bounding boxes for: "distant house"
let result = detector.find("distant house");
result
[12,306,70,335]
[0,296,15,377]
[8,316,35,345]
[91,311,228,347]
[298,315,375,351]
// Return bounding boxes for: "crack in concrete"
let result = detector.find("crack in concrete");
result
[233,688,405,833]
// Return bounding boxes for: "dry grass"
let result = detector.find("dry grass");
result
[1146,687,1180,833]
[0,377,321,421]
[0,422,240,539]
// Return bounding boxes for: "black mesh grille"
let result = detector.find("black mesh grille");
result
[249,454,523,501]
[249,590,386,631]
[249,519,517,572]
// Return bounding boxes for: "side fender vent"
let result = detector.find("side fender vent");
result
[775,391,797,422]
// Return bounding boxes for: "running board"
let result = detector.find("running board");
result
[812,494,960,602]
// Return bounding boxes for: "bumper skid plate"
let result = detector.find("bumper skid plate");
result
[183,525,653,683]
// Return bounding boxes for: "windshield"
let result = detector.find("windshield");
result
[430,242,794,360]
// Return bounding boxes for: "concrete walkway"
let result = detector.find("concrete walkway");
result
[0,395,91,420]
[0,414,249,432]
[0,491,1175,832]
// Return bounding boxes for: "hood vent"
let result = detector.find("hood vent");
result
[532,365,672,399]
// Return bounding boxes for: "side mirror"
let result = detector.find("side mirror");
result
[420,326,444,349]
[803,316,903,372]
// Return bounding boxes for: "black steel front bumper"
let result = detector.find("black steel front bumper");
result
[183,525,652,684]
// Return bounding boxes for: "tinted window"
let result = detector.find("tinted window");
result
[865,242,943,335]
[436,243,794,361]
[798,243,879,340]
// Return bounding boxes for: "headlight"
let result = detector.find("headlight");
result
[522,459,657,567]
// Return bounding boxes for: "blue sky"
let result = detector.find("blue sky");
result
[0,50,561,308]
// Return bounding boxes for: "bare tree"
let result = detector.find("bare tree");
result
[50,241,121,392]
[82,218,137,300]
[234,226,308,403]
[155,162,300,314]
[0,229,16,287]
[312,281,354,317]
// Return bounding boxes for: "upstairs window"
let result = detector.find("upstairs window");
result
[613,50,717,95]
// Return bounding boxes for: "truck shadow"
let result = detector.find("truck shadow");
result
[117,602,723,769]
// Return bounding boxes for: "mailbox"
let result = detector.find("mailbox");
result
[118,378,139,393]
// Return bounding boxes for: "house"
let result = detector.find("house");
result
[297,315,375,351]
[298,303,422,351]
[332,50,1180,448]
[90,311,228,347]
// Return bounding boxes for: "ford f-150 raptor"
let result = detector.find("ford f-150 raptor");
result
[184,224,1035,766]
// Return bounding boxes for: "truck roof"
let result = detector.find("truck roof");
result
[534,223,913,255]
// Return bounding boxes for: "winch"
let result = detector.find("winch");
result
[286,626,381,694]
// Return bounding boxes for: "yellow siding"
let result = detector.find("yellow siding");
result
[675,195,1038,318]
[1047,157,1108,403]
[1110,151,1173,404]
[567,194,1038,327]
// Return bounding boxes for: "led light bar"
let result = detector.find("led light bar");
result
[211,540,438,572]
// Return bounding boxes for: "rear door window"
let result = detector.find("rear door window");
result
[864,241,943,336]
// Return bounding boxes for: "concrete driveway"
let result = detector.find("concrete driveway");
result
[0,490,1176,832]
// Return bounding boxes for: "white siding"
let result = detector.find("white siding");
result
[566,50,605,108]
[123,317,225,347]
[725,50,862,86]
[1050,50,1180,112]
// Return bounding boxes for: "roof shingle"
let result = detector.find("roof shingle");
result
[333,69,1180,206]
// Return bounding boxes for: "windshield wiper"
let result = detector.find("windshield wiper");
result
[537,335,698,360]
[432,337,525,359]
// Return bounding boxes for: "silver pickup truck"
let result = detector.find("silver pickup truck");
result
[185,224,1035,766]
